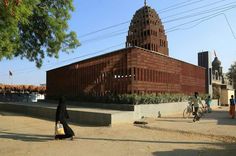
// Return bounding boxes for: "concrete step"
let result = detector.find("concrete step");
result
[0,102,134,126]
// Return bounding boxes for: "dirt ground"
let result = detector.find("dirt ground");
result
[0,107,236,156]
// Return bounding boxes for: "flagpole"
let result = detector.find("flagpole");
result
[9,73,11,85]
[11,75,13,85]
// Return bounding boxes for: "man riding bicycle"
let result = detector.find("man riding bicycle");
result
[189,92,203,122]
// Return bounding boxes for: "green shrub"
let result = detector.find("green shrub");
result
[75,93,207,105]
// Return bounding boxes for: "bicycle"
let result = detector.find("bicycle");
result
[183,102,205,119]
[201,102,212,113]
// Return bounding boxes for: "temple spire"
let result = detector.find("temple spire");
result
[214,50,217,57]
[144,0,147,6]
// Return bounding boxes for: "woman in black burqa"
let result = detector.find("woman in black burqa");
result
[55,96,75,140]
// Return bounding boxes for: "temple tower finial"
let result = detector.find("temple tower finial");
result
[144,0,147,6]
[126,1,169,55]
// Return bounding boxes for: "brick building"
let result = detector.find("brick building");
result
[46,3,206,99]
[126,3,168,55]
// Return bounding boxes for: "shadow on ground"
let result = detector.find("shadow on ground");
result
[80,136,236,156]
[0,131,53,142]
[79,137,228,146]
[152,145,236,156]
[156,107,236,126]
[203,109,236,126]
[0,111,24,116]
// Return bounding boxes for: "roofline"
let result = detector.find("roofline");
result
[133,46,206,70]
[47,46,132,72]
[47,46,205,72]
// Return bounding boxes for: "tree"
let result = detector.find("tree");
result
[227,61,236,90]
[0,0,80,67]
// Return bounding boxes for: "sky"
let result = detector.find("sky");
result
[0,0,236,85]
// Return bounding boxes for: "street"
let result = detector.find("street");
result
[0,107,236,156]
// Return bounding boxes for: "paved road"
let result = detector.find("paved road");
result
[0,106,236,156]
[145,106,236,140]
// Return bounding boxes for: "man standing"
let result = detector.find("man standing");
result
[191,92,203,122]
[229,95,235,119]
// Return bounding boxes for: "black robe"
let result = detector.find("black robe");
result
[55,98,74,139]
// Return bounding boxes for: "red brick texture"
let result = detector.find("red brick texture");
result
[46,47,206,99]
[129,48,205,94]
[126,5,169,56]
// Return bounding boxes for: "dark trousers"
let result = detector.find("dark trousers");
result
[194,107,199,120]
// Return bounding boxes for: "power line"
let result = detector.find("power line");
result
[81,27,127,39]
[158,0,196,12]
[223,13,236,39]
[41,42,125,72]
[4,7,236,76]
[81,31,127,44]
[0,43,125,77]
[159,0,207,14]
[77,0,210,39]
[78,2,236,45]
[171,12,236,40]
[162,0,229,19]
[80,3,236,45]
[78,21,130,38]
[78,1,235,44]
[1,8,233,78]
[166,13,224,33]
[75,0,234,45]
[48,42,125,68]
[2,1,236,77]
[3,8,232,76]
[166,7,235,33]
[163,4,236,24]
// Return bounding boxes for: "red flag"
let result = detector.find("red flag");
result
[9,71,13,76]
